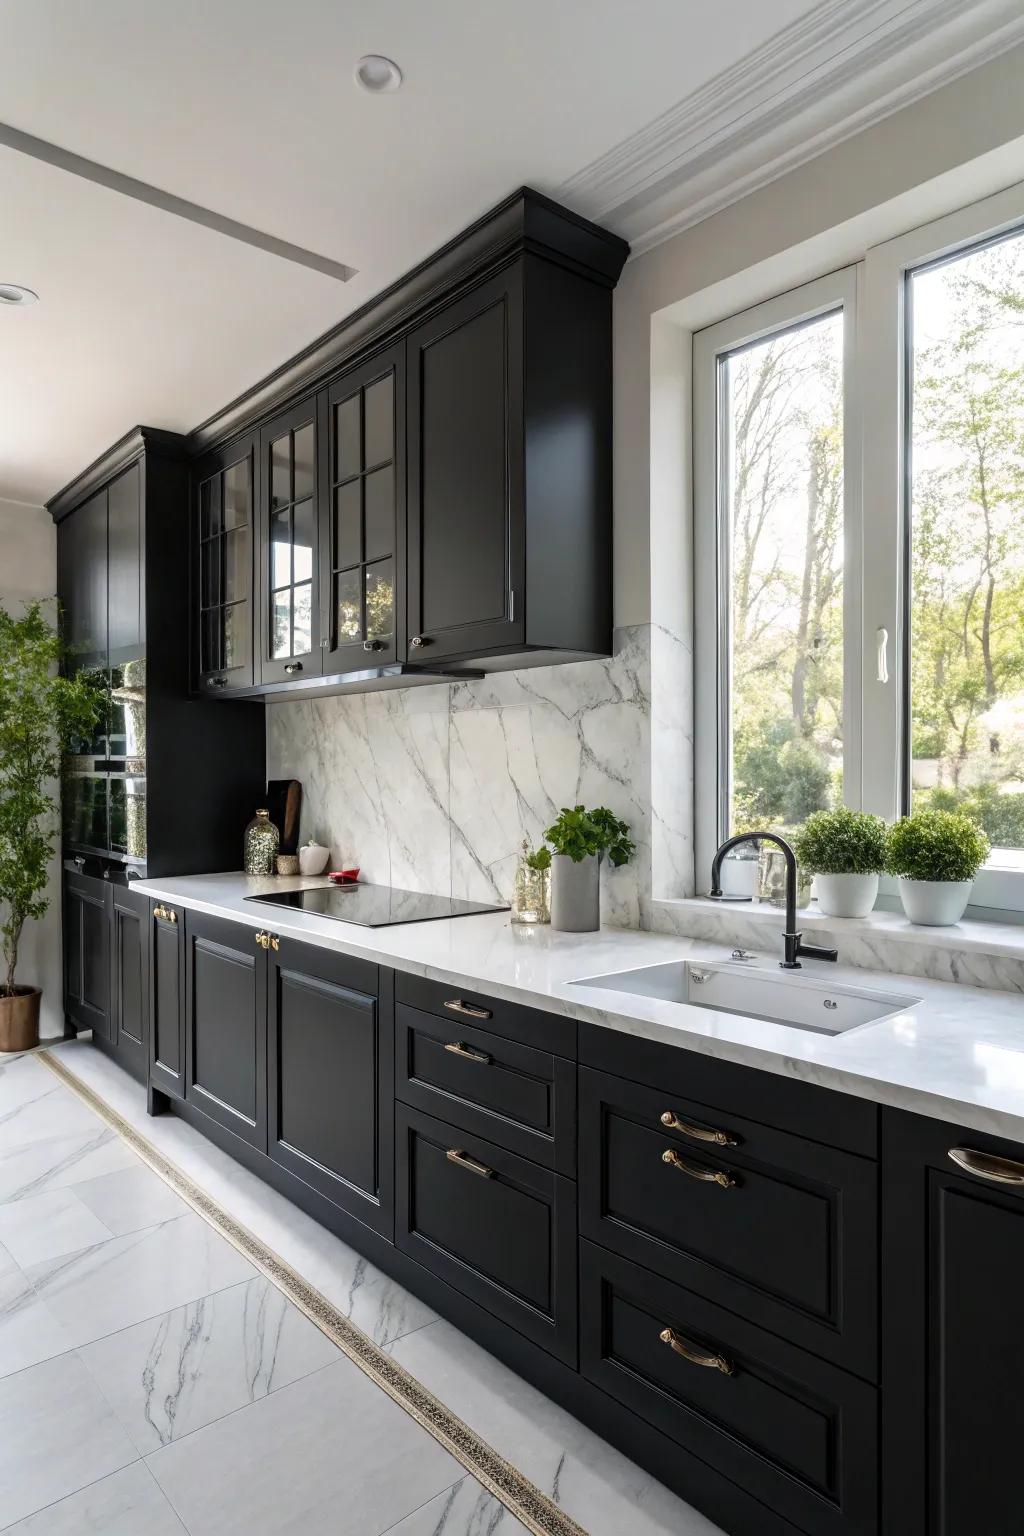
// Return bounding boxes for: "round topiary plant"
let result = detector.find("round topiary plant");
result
[793,808,888,875]
[886,809,990,927]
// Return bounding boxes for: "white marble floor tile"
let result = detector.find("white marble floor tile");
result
[0,1352,138,1527]
[0,1083,102,1151]
[80,1274,342,1453]
[380,1475,531,1536]
[0,1187,114,1269]
[24,1211,256,1348]
[0,1126,138,1205]
[2,1461,187,1535]
[0,1239,17,1277]
[72,1162,190,1236]
[388,1321,725,1536]
[0,1055,57,1112]
[147,1355,462,1536]
[0,1273,74,1380]
[48,1041,438,1347]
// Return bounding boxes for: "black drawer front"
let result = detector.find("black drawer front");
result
[581,1243,877,1536]
[395,1103,577,1365]
[395,971,575,1059]
[580,1068,877,1376]
[396,1003,575,1174]
[580,1021,877,1157]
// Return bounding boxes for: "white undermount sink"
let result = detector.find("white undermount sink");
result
[570,958,919,1035]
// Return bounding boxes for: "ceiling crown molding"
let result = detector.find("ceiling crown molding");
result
[558,0,1024,257]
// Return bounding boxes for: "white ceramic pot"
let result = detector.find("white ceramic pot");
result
[897,877,973,926]
[814,871,879,919]
[298,841,330,876]
[550,853,600,932]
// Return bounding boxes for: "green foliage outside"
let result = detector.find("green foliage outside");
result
[544,805,635,866]
[0,602,103,996]
[792,808,888,875]
[885,810,990,884]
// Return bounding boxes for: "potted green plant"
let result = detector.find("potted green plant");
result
[793,808,888,918]
[0,601,102,1051]
[544,805,634,932]
[885,809,990,926]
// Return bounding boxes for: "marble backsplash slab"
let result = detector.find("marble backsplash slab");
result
[266,626,657,925]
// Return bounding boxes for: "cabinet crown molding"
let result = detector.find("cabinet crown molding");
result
[48,425,187,523]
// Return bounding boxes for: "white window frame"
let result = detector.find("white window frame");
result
[693,180,1024,915]
[862,180,1024,913]
[693,268,861,885]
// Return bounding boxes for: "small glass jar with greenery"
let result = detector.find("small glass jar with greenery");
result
[793,808,888,919]
[885,809,990,926]
[512,841,551,925]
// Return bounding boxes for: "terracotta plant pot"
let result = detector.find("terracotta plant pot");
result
[0,986,41,1052]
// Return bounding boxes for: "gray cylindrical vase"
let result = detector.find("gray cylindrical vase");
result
[550,853,600,932]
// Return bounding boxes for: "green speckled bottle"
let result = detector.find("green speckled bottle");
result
[244,809,279,876]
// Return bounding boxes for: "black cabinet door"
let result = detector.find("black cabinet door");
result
[57,489,108,665]
[107,463,143,660]
[149,900,185,1100]
[267,938,393,1236]
[883,1108,1024,1534]
[406,268,525,662]
[63,870,112,1039]
[184,910,267,1149]
[320,345,405,674]
[258,396,320,685]
[194,436,256,695]
[110,884,148,1081]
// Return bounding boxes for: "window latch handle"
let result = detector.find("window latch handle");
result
[876,626,889,684]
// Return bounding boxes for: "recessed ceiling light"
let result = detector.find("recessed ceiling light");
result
[354,54,403,93]
[0,283,38,306]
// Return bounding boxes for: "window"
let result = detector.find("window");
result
[694,183,1024,911]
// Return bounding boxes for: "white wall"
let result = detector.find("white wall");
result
[0,498,62,1036]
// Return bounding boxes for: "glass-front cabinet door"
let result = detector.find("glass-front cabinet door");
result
[259,397,320,684]
[194,437,255,693]
[320,343,405,675]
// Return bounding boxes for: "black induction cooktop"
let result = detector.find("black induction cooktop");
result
[245,882,508,928]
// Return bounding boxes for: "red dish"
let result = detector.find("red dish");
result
[328,868,360,885]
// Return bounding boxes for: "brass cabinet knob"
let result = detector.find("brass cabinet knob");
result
[255,930,267,949]
[154,904,167,920]
[363,639,383,652]
[168,910,178,925]
[270,934,280,951]
[284,662,303,675]
[410,635,428,648]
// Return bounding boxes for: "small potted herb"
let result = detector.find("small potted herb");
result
[793,808,888,918]
[544,805,634,932]
[885,809,990,926]
[512,840,551,925]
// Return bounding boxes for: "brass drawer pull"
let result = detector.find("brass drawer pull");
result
[270,934,280,951]
[255,930,269,949]
[444,998,492,1020]
[154,905,177,925]
[662,1148,736,1189]
[661,1110,738,1147]
[659,1327,734,1376]
[446,1148,494,1179]
[444,1040,491,1064]
[153,904,166,920]
[168,910,178,925]
[949,1147,1024,1186]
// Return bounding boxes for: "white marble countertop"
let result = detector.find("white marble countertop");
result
[134,871,1024,1144]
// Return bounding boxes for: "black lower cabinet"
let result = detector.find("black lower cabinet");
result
[149,901,184,1100]
[63,869,112,1040]
[882,1107,1024,1535]
[267,938,393,1236]
[581,1242,877,1536]
[184,910,267,1151]
[395,1101,578,1366]
[110,884,149,1082]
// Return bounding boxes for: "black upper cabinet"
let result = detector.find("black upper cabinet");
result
[882,1108,1024,1534]
[258,398,320,685]
[58,486,108,666]
[194,434,257,694]
[406,269,523,662]
[320,344,406,674]
[107,463,143,659]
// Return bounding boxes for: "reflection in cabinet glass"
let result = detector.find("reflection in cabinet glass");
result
[329,367,396,654]
[197,451,253,683]
[268,422,315,662]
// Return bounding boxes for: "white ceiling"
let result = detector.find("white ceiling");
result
[1,0,1013,504]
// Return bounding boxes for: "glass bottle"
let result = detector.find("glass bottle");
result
[244,809,280,876]
[512,843,551,925]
